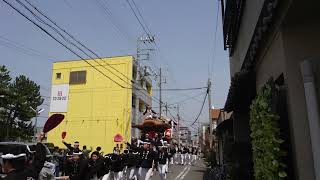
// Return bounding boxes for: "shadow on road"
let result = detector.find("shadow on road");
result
[202,168,212,180]
[192,169,206,173]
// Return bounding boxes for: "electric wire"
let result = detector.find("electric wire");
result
[16,0,158,103]
[3,0,127,89]
[152,87,207,91]
[191,92,208,125]
[153,90,206,108]
[130,0,152,35]
[0,35,55,59]
[125,0,150,37]
[3,0,164,115]
[22,0,164,104]
[21,0,133,86]
[94,0,132,43]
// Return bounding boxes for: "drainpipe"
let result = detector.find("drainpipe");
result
[300,59,320,180]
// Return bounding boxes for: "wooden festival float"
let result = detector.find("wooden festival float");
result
[132,115,173,141]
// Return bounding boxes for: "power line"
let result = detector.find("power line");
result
[20,0,133,87]
[130,0,152,35]
[0,40,42,57]
[22,0,133,84]
[3,0,126,89]
[23,0,159,102]
[0,36,55,59]
[5,0,161,104]
[153,90,206,109]
[191,92,208,125]
[94,0,132,43]
[19,0,148,92]
[125,0,150,37]
[152,87,207,91]
[125,1,173,89]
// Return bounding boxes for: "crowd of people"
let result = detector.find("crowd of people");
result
[0,133,200,180]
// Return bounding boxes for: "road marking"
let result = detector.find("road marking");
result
[180,166,191,180]
[174,165,189,180]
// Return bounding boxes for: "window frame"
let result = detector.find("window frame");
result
[69,70,87,84]
[56,73,62,80]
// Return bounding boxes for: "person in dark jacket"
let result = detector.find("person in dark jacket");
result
[109,148,123,180]
[101,153,112,180]
[87,151,104,180]
[139,141,156,180]
[62,140,81,154]
[64,151,88,180]
[82,146,92,160]
[157,146,169,180]
[121,149,130,179]
[125,149,140,180]
[0,153,28,180]
[33,142,48,178]
[169,146,176,165]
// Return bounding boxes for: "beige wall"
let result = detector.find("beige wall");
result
[226,0,320,178]
[282,24,320,180]
[254,23,320,180]
[229,0,265,76]
[256,31,286,89]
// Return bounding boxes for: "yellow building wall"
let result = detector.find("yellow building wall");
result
[47,56,133,153]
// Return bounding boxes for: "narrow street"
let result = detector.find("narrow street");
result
[152,159,209,180]
[1,0,318,179]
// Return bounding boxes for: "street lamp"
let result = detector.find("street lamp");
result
[30,106,45,134]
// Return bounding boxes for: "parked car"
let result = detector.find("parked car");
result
[0,142,52,177]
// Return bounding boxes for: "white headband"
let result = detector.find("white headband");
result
[1,153,26,160]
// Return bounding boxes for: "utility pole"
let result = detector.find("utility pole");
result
[159,68,162,119]
[30,107,45,139]
[208,78,213,149]
[177,105,181,149]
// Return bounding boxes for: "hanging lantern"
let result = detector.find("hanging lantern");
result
[114,134,123,142]
[61,131,67,139]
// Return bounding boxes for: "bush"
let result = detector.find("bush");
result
[249,80,287,179]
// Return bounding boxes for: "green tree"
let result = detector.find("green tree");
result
[0,65,12,139]
[0,67,44,141]
[0,65,11,102]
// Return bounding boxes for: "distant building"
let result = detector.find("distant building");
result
[179,126,191,145]
[211,108,220,151]
[47,56,152,153]
[199,123,210,152]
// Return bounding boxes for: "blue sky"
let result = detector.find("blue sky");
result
[0,0,230,131]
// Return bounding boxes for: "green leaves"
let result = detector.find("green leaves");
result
[0,65,44,141]
[249,82,287,180]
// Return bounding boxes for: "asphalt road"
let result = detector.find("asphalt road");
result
[152,159,209,180]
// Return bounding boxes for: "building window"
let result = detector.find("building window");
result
[69,71,86,84]
[56,73,61,79]
[132,96,136,108]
